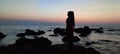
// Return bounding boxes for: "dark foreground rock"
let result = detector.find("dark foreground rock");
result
[85,41,99,46]
[107,29,120,31]
[25,29,45,36]
[91,27,104,33]
[0,36,100,54]
[16,33,25,38]
[62,36,80,43]
[0,31,100,54]
[75,26,91,37]
[0,32,6,39]
[99,40,113,42]
[54,28,66,36]
[14,37,52,48]
[16,29,45,37]
[0,44,100,54]
[49,34,59,37]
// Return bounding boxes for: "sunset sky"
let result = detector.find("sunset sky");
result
[0,0,120,24]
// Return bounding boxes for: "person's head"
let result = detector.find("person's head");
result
[68,11,74,17]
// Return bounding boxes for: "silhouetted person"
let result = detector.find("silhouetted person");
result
[66,11,75,37]
[62,11,80,44]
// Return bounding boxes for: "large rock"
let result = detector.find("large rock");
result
[74,28,83,33]
[24,29,45,36]
[33,37,52,48]
[15,37,52,48]
[54,28,66,36]
[76,26,92,37]
[48,44,101,54]
[0,32,6,39]
[62,36,80,43]
[49,34,59,37]
[95,27,104,33]
[16,33,25,38]
[15,38,32,46]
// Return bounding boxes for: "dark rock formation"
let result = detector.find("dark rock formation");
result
[0,44,100,54]
[53,28,66,36]
[62,36,80,43]
[16,33,25,38]
[99,40,113,42]
[74,28,83,33]
[15,38,32,46]
[24,29,45,36]
[37,30,45,35]
[77,26,92,37]
[95,27,104,33]
[49,34,59,37]
[0,32,6,39]
[16,29,45,38]
[81,26,91,36]
[85,41,99,46]
[54,28,61,34]
[14,37,52,48]
[25,29,36,35]
[107,28,120,31]
[33,37,52,48]
[47,30,52,31]
[47,44,100,54]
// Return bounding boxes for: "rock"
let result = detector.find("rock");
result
[53,28,66,36]
[99,40,113,42]
[49,34,59,37]
[85,47,100,54]
[95,30,103,33]
[25,29,37,35]
[108,29,116,31]
[48,44,100,54]
[85,42,92,46]
[15,38,32,46]
[15,37,52,48]
[37,30,45,35]
[59,29,66,36]
[79,26,92,37]
[62,36,80,43]
[0,43,101,54]
[95,27,104,33]
[16,33,25,38]
[24,29,45,36]
[0,32,6,39]
[74,28,83,33]
[54,28,61,34]
[85,41,99,46]
[33,37,52,48]
[107,28,120,31]
[47,30,52,31]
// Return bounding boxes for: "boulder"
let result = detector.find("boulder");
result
[16,33,25,38]
[33,37,52,48]
[95,27,104,33]
[0,32,6,39]
[62,36,80,43]
[49,34,59,37]
[24,29,45,36]
[79,26,92,37]
[54,28,66,36]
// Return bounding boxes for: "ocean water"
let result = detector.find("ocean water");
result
[0,24,120,54]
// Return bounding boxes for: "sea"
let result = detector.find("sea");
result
[0,24,120,54]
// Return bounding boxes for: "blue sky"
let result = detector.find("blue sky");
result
[0,0,120,24]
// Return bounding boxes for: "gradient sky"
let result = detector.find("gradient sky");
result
[0,0,120,24]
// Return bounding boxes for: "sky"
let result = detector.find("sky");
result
[0,0,120,24]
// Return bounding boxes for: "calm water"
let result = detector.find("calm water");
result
[0,25,120,54]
